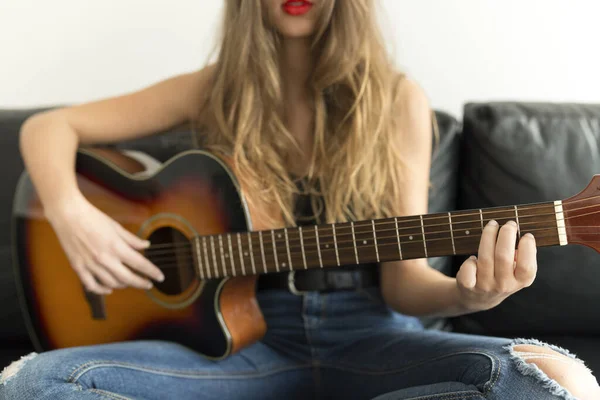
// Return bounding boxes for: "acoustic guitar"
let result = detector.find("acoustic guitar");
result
[11,148,600,359]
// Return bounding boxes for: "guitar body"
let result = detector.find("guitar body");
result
[12,148,267,359]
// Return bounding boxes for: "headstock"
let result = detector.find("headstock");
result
[562,175,600,253]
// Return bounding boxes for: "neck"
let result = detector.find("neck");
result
[280,37,313,100]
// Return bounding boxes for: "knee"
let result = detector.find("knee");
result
[1,351,75,399]
[512,344,600,400]
[1,353,38,385]
[1,352,42,399]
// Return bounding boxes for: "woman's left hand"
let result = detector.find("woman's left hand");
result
[455,219,538,313]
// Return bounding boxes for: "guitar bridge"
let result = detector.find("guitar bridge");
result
[83,290,106,320]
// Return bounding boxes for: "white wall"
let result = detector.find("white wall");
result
[1,0,599,117]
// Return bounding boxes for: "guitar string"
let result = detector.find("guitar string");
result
[147,229,573,273]
[140,206,587,258]
[142,212,554,254]
[139,207,554,251]
[140,200,598,253]
[144,193,600,251]
[146,227,567,269]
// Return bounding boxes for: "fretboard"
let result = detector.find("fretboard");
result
[190,201,566,279]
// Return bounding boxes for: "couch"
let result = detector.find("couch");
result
[1,102,599,374]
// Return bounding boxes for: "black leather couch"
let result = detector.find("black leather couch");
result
[1,102,599,374]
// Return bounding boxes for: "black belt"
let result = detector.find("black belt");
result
[256,266,379,294]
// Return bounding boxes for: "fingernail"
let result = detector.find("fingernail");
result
[524,233,534,239]
[488,220,498,227]
[507,220,517,227]
[146,283,153,290]
[144,240,151,247]
[157,274,165,282]
[469,255,477,261]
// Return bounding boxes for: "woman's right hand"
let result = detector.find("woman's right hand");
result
[46,194,165,295]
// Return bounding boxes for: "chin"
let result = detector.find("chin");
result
[277,23,316,39]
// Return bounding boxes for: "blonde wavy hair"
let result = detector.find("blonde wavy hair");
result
[194,0,413,228]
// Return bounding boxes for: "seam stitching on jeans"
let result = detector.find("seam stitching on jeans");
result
[68,360,102,382]
[301,294,320,398]
[68,360,312,383]
[89,388,134,400]
[483,350,501,395]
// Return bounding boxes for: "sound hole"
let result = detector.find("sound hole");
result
[145,227,196,295]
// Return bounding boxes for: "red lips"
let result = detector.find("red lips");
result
[282,1,313,16]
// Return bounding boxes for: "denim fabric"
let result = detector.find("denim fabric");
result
[0,287,568,399]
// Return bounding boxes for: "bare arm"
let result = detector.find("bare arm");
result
[380,79,538,318]
[19,67,211,216]
[379,78,458,316]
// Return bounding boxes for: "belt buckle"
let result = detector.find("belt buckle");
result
[287,271,308,296]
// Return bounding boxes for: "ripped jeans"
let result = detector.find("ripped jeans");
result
[0,287,582,400]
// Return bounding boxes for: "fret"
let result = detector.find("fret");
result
[202,236,212,279]
[258,231,267,273]
[284,228,293,271]
[314,226,323,268]
[372,220,380,262]
[218,235,227,277]
[227,234,236,277]
[237,233,247,275]
[479,209,484,230]
[482,206,520,227]
[332,224,340,266]
[395,217,403,260]
[451,211,483,255]
[420,215,428,257]
[210,236,219,278]
[419,214,453,258]
[514,206,521,238]
[448,213,456,255]
[350,222,359,264]
[299,226,308,269]
[394,217,426,260]
[271,230,280,272]
[247,233,257,275]
[194,236,204,280]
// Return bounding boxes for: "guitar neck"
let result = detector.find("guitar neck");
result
[191,201,566,279]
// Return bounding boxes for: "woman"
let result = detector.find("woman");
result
[2,1,598,399]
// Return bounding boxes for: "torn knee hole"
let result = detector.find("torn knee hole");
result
[512,344,583,366]
[506,339,597,400]
[0,353,38,386]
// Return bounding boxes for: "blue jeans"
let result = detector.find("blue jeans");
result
[0,287,577,399]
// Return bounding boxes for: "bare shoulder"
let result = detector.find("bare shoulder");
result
[23,64,218,145]
[395,77,431,120]
[391,77,432,145]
